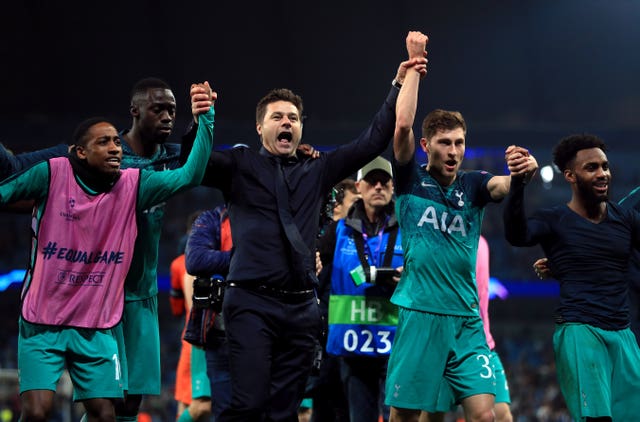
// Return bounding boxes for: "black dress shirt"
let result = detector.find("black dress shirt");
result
[185,87,399,290]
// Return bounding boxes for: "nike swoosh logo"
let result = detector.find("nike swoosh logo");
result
[421,182,438,188]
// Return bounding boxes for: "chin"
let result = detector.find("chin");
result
[591,192,608,202]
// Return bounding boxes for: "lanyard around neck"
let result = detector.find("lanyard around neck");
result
[353,217,398,284]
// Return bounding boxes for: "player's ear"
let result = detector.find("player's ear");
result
[420,137,429,153]
[75,145,87,160]
[563,169,575,183]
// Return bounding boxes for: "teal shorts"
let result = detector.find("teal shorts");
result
[18,319,123,401]
[429,349,510,411]
[385,308,495,411]
[491,351,510,404]
[191,345,211,399]
[114,296,161,395]
[553,323,640,421]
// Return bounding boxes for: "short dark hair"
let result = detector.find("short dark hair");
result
[255,88,303,124]
[130,77,171,102]
[333,178,358,206]
[552,134,607,171]
[72,117,113,147]
[421,109,466,141]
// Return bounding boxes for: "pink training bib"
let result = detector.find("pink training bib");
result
[22,157,139,329]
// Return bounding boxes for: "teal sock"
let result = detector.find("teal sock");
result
[115,417,138,422]
[177,408,195,422]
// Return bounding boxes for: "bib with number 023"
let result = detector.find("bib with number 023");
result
[326,219,402,357]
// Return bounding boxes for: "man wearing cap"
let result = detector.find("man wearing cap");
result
[317,156,403,422]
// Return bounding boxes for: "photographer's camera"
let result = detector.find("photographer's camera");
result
[370,266,400,286]
[192,275,226,311]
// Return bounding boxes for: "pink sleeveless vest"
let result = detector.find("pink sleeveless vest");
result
[21,158,139,329]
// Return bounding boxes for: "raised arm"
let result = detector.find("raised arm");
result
[487,145,538,200]
[502,175,532,246]
[0,143,69,180]
[0,161,50,204]
[138,82,216,209]
[322,31,429,189]
[394,31,429,165]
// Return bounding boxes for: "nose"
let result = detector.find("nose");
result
[160,109,174,122]
[108,139,122,153]
[370,180,389,190]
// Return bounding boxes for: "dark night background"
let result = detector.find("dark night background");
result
[2,1,639,151]
[1,2,639,420]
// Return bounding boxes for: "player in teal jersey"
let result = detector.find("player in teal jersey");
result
[110,79,186,420]
[0,79,214,421]
[0,86,214,422]
[385,60,537,421]
[104,80,217,421]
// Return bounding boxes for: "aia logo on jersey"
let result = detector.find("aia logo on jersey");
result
[417,206,467,237]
